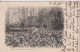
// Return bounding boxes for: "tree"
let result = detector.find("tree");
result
[38,7,45,29]
[5,8,10,32]
[53,7,64,30]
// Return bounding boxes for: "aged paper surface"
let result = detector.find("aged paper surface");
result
[0,1,80,52]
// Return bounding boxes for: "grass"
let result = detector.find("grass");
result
[5,28,63,48]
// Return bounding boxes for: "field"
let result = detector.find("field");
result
[5,28,63,48]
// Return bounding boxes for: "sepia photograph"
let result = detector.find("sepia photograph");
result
[0,1,79,52]
[5,7,64,48]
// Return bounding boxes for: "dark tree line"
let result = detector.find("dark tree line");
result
[6,7,64,31]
